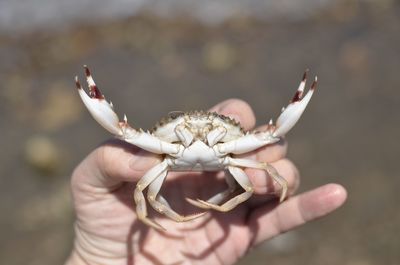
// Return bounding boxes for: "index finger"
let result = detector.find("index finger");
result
[71,139,161,190]
[248,183,347,246]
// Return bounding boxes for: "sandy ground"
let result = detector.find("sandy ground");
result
[0,1,399,264]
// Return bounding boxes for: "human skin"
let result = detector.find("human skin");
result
[65,99,347,265]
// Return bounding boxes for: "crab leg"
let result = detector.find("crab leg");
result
[186,170,237,209]
[228,157,288,202]
[75,66,181,155]
[214,133,280,155]
[189,167,254,212]
[215,71,317,155]
[147,167,206,223]
[134,160,169,231]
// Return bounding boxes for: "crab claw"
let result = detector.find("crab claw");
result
[75,66,123,136]
[273,71,317,138]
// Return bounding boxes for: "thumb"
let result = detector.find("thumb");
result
[71,139,161,192]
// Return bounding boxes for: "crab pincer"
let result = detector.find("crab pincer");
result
[273,70,317,138]
[75,67,124,137]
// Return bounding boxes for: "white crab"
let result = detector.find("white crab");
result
[75,66,316,231]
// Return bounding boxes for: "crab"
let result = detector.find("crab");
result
[75,66,316,231]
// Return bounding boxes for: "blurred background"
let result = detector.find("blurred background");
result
[0,0,399,264]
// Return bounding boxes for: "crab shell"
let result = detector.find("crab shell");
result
[75,66,316,231]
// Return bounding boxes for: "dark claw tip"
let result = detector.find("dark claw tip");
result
[74,76,81,89]
[84,65,91,76]
[311,76,318,90]
[302,69,309,81]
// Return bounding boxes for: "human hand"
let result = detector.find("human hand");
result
[65,99,347,265]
